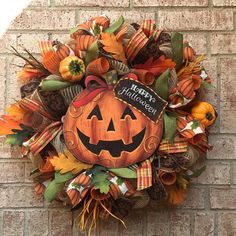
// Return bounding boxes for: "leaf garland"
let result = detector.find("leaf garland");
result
[100,32,127,64]
[50,150,92,175]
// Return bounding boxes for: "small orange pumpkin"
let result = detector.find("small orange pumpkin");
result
[191,102,216,127]
[53,40,71,61]
[183,42,196,62]
[59,56,85,82]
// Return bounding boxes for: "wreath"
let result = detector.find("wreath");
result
[1,15,216,234]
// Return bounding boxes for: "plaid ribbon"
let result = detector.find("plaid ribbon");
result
[137,159,152,190]
[23,121,62,156]
[19,97,54,120]
[158,138,188,154]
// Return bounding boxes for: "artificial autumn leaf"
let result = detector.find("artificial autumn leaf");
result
[50,150,92,174]
[6,103,26,122]
[166,185,187,205]
[100,32,127,64]
[0,115,22,135]
[134,55,176,76]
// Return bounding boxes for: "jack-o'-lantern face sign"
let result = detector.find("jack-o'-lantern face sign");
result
[63,89,163,168]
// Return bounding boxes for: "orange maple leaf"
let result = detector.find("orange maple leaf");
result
[101,32,127,64]
[134,55,176,76]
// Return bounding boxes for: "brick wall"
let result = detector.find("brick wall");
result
[0,0,235,235]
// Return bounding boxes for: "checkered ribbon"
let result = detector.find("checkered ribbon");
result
[158,138,188,154]
[137,159,152,190]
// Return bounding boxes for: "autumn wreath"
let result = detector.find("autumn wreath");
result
[1,15,216,234]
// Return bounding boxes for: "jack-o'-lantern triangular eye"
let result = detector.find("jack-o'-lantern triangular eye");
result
[121,106,136,120]
[87,105,102,120]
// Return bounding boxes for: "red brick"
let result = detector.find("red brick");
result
[208,135,235,159]
[211,34,236,54]
[0,33,49,54]
[79,10,155,24]
[183,34,207,55]
[50,209,73,236]
[194,212,214,236]
[6,56,22,106]
[30,0,50,6]
[220,58,236,105]
[3,211,24,236]
[134,0,208,6]
[98,218,119,236]
[180,187,205,209]
[158,10,233,31]
[169,212,191,236]
[55,0,129,7]
[213,0,236,6]
[0,56,6,113]
[25,210,49,236]
[9,9,75,30]
[119,210,145,236]
[193,161,230,184]
[0,185,43,208]
[219,58,236,133]
[0,137,12,159]
[146,210,169,235]
[218,212,236,235]
[25,162,34,183]
[232,162,236,184]
[210,187,236,209]
[0,162,25,183]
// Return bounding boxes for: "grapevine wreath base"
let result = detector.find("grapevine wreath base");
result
[0,15,216,234]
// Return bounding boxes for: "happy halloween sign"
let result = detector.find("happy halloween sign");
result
[114,79,168,122]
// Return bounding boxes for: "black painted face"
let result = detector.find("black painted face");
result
[77,127,146,157]
[76,104,145,157]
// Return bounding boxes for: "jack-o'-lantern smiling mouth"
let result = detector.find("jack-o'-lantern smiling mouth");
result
[77,127,146,157]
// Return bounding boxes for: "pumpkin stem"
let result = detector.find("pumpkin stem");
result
[69,60,83,75]
[206,112,213,121]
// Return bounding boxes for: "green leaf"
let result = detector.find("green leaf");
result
[191,119,200,130]
[44,180,64,202]
[163,112,177,142]
[5,135,18,145]
[6,128,32,146]
[154,69,170,100]
[104,16,124,34]
[41,80,70,91]
[44,172,75,202]
[171,32,183,70]
[95,179,110,194]
[54,171,75,184]
[108,168,137,178]
[85,41,99,66]
[201,81,214,90]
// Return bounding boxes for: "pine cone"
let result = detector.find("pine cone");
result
[132,38,163,65]
[158,32,171,45]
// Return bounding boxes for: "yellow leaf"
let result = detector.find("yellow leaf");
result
[50,150,92,174]
[101,32,127,64]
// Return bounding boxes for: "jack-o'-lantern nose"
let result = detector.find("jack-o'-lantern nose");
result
[107,119,115,131]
